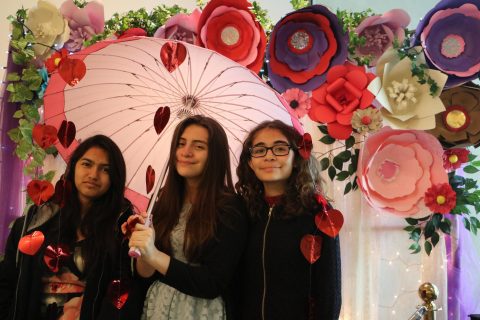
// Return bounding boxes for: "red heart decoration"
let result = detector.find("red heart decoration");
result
[300,234,323,264]
[107,279,130,310]
[58,57,86,86]
[297,133,313,159]
[32,124,58,149]
[51,178,72,208]
[27,179,55,205]
[146,165,155,194]
[44,244,71,273]
[315,209,344,238]
[315,193,328,208]
[18,231,45,255]
[160,42,187,72]
[58,120,76,149]
[154,107,170,134]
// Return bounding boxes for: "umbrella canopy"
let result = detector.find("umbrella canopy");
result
[44,37,300,211]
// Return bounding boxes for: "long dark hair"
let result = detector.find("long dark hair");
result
[152,115,234,261]
[59,134,127,273]
[236,120,323,218]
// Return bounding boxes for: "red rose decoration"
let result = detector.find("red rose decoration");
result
[197,0,267,73]
[424,183,457,214]
[309,62,376,140]
[45,48,68,73]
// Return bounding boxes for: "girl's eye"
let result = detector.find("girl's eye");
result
[195,145,206,150]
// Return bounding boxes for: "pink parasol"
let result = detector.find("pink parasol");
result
[44,36,300,211]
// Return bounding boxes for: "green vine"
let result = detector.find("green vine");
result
[317,125,360,195]
[405,153,480,255]
[336,8,375,66]
[290,0,310,10]
[251,1,274,35]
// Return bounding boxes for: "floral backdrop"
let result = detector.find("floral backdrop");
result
[1,0,479,318]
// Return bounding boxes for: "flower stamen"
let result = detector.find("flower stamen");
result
[386,79,418,112]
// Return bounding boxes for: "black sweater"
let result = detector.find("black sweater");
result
[0,202,147,320]
[240,202,341,320]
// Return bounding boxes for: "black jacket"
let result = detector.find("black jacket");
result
[240,202,341,320]
[0,202,147,320]
[142,194,248,320]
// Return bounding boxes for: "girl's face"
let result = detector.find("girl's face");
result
[248,128,294,193]
[175,124,209,185]
[74,146,111,207]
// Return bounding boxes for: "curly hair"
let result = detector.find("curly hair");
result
[235,120,325,218]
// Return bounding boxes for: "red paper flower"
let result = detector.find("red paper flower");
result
[197,0,267,73]
[443,148,470,171]
[45,48,68,73]
[309,62,376,140]
[32,124,58,149]
[424,183,456,214]
[282,88,311,119]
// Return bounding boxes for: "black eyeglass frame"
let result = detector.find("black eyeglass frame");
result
[249,144,294,158]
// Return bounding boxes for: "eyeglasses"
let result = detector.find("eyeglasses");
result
[249,144,292,158]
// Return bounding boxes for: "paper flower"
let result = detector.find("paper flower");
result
[351,107,383,134]
[428,82,480,148]
[355,9,410,66]
[45,48,68,73]
[267,5,348,92]
[60,0,104,52]
[367,48,447,130]
[308,62,376,140]
[281,88,311,119]
[357,127,448,217]
[443,148,469,171]
[424,183,456,214]
[154,9,201,44]
[197,0,266,73]
[25,0,70,59]
[413,0,480,88]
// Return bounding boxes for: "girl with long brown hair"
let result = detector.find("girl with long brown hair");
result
[125,115,247,319]
[236,120,342,319]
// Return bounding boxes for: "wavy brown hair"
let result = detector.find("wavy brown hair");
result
[236,120,324,218]
[152,115,235,261]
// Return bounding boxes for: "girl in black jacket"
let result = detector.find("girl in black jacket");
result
[0,135,146,319]
[125,116,247,320]
[236,120,342,320]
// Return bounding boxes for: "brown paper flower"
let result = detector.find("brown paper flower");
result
[428,82,480,148]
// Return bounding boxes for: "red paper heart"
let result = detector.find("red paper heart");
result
[315,209,344,238]
[32,124,58,149]
[27,179,55,205]
[300,234,323,264]
[107,279,130,310]
[18,231,45,255]
[297,133,313,159]
[160,42,187,72]
[58,120,76,149]
[44,244,71,273]
[52,178,72,208]
[154,107,170,134]
[58,57,86,86]
[146,165,155,194]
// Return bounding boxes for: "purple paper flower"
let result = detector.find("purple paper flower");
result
[267,5,348,92]
[413,0,480,88]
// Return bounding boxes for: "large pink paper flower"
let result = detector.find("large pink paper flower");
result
[154,9,201,44]
[355,9,410,66]
[197,0,266,73]
[357,127,448,217]
[60,0,104,52]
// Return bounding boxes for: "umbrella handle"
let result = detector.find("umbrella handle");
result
[128,215,152,258]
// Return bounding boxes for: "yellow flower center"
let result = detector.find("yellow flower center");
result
[448,154,459,164]
[386,78,418,113]
[221,26,240,46]
[54,57,62,66]
[445,110,467,129]
[436,195,446,205]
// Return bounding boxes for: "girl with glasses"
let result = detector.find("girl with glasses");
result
[124,115,247,320]
[236,120,342,320]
